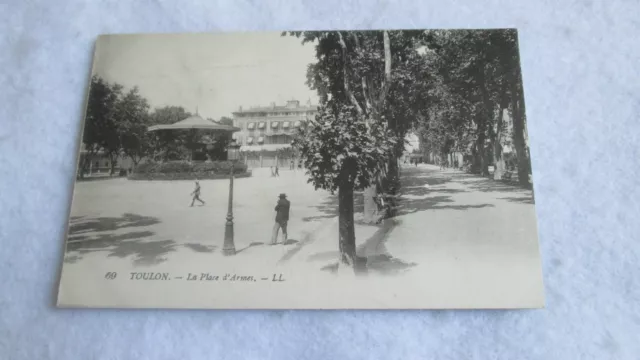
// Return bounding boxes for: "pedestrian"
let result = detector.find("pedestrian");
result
[271,193,290,245]
[290,159,294,170]
[190,180,205,207]
[270,166,275,177]
[275,165,280,177]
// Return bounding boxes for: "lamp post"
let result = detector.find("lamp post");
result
[222,139,241,256]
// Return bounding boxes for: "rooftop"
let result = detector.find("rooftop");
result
[232,99,318,115]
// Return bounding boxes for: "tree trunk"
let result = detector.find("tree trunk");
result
[493,85,509,180]
[338,158,366,274]
[511,101,529,186]
[363,185,379,224]
[493,141,505,180]
[509,75,531,187]
[476,131,487,175]
[108,152,117,176]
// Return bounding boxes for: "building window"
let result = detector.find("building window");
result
[282,121,290,129]
[257,136,264,144]
[293,120,302,128]
[247,122,255,130]
[247,137,254,144]
[258,122,266,130]
[271,121,280,129]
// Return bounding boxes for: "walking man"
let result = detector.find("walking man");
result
[274,165,280,177]
[190,180,205,207]
[271,193,290,244]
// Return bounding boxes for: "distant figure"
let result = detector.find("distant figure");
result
[270,166,275,177]
[271,193,290,245]
[190,181,205,207]
[290,159,294,170]
[298,160,302,169]
[274,165,280,177]
[414,159,418,167]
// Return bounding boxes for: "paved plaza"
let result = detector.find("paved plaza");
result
[63,164,539,279]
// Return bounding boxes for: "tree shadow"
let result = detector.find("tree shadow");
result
[302,195,363,222]
[499,196,535,205]
[314,218,417,276]
[64,213,174,267]
[457,176,533,194]
[395,168,497,215]
[108,239,176,266]
[69,213,160,235]
[67,231,155,250]
[183,243,217,253]
[366,254,417,275]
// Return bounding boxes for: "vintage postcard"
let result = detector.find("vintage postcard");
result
[57,30,544,309]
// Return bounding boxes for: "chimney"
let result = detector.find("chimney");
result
[271,102,276,109]
[239,106,243,112]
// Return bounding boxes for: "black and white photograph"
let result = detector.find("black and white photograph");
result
[57,30,544,309]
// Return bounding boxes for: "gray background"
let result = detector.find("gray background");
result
[1,0,638,359]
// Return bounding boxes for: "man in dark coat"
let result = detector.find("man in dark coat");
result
[271,193,290,244]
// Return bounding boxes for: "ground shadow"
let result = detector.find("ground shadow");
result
[65,213,174,267]
[107,239,177,266]
[302,193,364,222]
[366,254,417,275]
[499,196,535,204]
[235,242,265,254]
[457,175,533,193]
[395,168,497,216]
[278,231,320,263]
[183,243,217,253]
[314,218,417,276]
[283,239,299,245]
[69,213,160,235]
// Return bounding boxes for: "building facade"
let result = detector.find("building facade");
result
[231,99,318,168]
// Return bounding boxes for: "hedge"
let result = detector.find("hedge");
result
[129,160,250,181]
[128,171,252,181]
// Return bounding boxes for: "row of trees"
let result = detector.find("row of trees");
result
[416,30,530,184]
[80,76,233,177]
[287,29,532,272]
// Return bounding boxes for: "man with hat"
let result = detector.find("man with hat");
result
[271,193,290,244]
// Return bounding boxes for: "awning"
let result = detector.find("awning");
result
[247,122,255,130]
[257,122,266,129]
[282,121,290,128]
[271,121,280,129]
[148,115,240,132]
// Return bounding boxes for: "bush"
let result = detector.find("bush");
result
[133,160,247,175]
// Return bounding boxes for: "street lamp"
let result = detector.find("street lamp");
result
[222,138,241,256]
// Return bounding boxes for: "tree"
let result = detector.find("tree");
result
[81,76,122,177]
[149,106,192,161]
[419,29,531,184]
[287,30,428,223]
[116,87,152,169]
[293,103,396,271]
[218,116,234,126]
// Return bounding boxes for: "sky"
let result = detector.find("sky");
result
[92,32,319,120]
